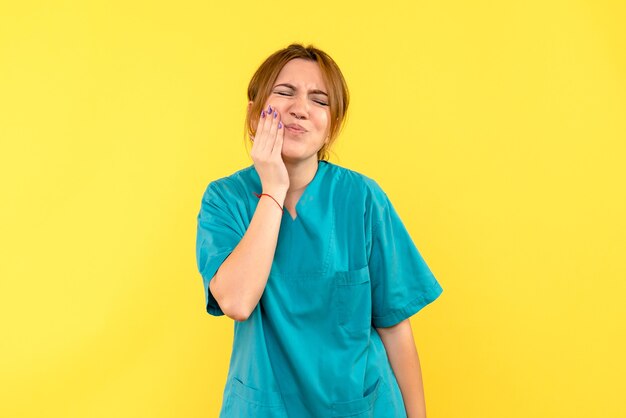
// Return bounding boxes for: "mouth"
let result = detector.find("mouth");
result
[285,127,306,135]
[285,123,307,133]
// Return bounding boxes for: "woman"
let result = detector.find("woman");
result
[196,43,443,418]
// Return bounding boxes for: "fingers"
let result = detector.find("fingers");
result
[252,109,268,152]
[266,109,280,152]
[271,117,284,157]
[252,105,282,157]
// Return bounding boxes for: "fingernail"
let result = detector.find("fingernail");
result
[278,121,282,129]
[273,111,277,118]
[268,105,272,113]
[261,110,266,118]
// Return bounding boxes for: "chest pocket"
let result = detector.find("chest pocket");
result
[335,265,372,335]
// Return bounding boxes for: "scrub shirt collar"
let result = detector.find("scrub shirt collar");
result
[249,160,330,223]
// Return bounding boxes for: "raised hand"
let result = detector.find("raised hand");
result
[250,104,289,194]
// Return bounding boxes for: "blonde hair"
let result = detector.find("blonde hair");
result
[244,43,350,161]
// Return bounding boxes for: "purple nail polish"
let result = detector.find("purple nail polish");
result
[261,110,266,118]
[268,105,272,113]
[278,121,282,129]
[273,111,277,118]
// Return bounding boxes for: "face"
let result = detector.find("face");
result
[250,58,331,163]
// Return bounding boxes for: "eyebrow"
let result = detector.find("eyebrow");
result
[273,83,328,97]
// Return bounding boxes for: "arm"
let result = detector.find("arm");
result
[376,319,427,418]
[205,104,289,321]
[210,187,287,321]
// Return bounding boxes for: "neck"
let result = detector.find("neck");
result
[284,157,319,193]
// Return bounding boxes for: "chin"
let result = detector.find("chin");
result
[281,149,314,163]
[281,140,323,159]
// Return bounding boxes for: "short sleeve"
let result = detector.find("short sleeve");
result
[195,181,244,316]
[367,187,443,328]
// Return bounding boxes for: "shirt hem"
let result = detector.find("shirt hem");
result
[372,278,443,328]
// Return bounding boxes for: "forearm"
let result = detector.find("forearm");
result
[376,319,427,418]
[210,188,287,321]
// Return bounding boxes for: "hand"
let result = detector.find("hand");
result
[250,105,289,194]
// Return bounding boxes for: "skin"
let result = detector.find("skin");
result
[248,58,331,220]
[377,319,429,417]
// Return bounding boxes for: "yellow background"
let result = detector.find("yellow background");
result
[1,1,624,417]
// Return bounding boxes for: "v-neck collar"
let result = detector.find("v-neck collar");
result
[283,160,328,224]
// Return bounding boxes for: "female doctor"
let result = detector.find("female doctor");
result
[196,43,443,418]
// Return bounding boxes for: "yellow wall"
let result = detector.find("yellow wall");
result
[1,1,624,417]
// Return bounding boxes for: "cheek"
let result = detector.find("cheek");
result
[323,117,332,136]
[314,112,330,130]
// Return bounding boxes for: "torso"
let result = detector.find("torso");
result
[208,160,414,417]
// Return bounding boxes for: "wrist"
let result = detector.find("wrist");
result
[261,188,287,205]
[253,190,286,212]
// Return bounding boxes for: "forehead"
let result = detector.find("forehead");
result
[274,59,327,90]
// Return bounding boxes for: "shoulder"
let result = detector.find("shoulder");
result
[198,165,260,224]
[323,161,386,197]
[324,161,389,209]
[201,165,259,203]
[323,162,390,229]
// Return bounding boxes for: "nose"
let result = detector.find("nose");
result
[289,93,308,120]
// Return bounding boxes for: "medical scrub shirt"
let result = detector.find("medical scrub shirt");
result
[196,160,443,418]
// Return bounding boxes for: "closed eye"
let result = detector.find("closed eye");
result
[274,91,328,106]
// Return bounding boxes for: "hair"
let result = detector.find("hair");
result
[244,43,350,161]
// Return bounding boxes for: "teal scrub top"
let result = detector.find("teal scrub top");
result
[196,160,443,418]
